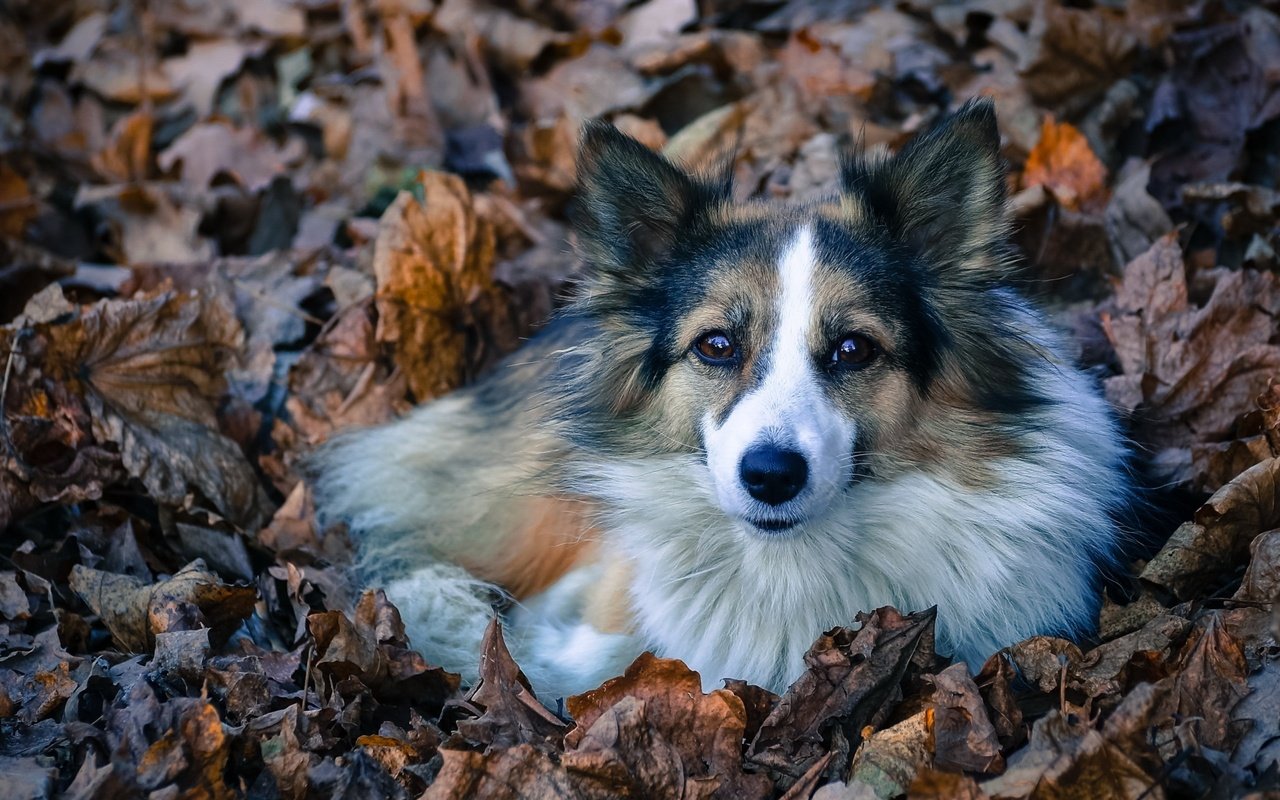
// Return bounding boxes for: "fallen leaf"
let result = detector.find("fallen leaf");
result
[1141,458,1280,599]
[1231,659,1280,774]
[75,184,214,265]
[283,299,409,448]
[157,122,290,192]
[521,45,655,121]
[0,160,38,239]
[423,745,620,800]
[1103,234,1280,489]
[1023,117,1109,212]
[748,607,937,781]
[1018,2,1138,111]
[373,172,509,402]
[908,769,989,800]
[847,710,932,799]
[162,39,252,118]
[69,560,256,653]
[981,711,1159,799]
[456,620,567,751]
[1149,8,1280,209]
[91,111,152,183]
[1167,613,1249,751]
[1072,614,1190,699]
[307,591,460,707]
[564,653,773,799]
[928,663,1004,774]
[1235,529,1280,603]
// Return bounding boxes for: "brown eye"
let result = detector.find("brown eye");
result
[694,331,736,364]
[831,333,877,369]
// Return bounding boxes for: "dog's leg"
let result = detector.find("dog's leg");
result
[383,561,500,683]
[504,558,643,702]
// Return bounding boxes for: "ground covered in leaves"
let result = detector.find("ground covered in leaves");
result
[1,0,1279,797]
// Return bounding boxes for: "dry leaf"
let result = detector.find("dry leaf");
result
[1141,458,1280,599]
[981,712,1159,799]
[1103,235,1280,489]
[373,172,507,402]
[928,663,1004,774]
[456,620,567,751]
[1023,118,1108,212]
[749,607,937,780]
[69,560,255,653]
[564,653,773,799]
[157,122,290,192]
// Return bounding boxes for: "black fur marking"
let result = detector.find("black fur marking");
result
[840,98,1006,273]
[810,218,946,391]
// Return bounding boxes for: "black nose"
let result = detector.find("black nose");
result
[739,445,808,506]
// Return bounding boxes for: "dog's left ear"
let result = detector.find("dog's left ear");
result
[842,99,1007,275]
[573,122,722,281]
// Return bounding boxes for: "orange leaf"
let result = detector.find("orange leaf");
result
[1023,118,1108,212]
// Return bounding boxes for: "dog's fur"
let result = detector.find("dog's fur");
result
[312,100,1132,700]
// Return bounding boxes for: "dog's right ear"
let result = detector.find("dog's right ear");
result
[573,122,720,280]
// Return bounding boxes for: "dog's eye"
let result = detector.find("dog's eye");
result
[831,333,877,369]
[693,331,736,364]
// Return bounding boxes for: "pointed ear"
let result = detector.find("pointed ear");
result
[842,99,1007,274]
[572,121,722,279]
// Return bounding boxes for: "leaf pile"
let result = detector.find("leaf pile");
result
[1,0,1279,797]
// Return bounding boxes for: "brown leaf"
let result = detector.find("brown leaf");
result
[1231,659,1280,774]
[565,653,773,799]
[1168,613,1249,751]
[1023,118,1108,212]
[1105,160,1174,265]
[748,607,937,780]
[72,289,266,525]
[283,299,409,448]
[91,110,152,183]
[908,769,990,800]
[1141,458,1280,599]
[69,560,256,653]
[157,122,290,192]
[1102,233,1280,489]
[0,159,38,239]
[162,39,251,118]
[1009,637,1083,695]
[928,663,1004,774]
[1072,614,1191,699]
[981,711,1160,799]
[847,710,932,799]
[373,172,507,402]
[975,654,1023,747]
[423,745,621,800]
[73,40,176,104]
[308,591,460,706]
[0,572,31,621]
[75,184,215,265]
[1235,529,1280,603]
[1018,2,1137,110]
[456,619,567,751]
[521,46,656,121]
[1149,9,1280,209]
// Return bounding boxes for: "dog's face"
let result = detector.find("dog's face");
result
[570,100,1040,535]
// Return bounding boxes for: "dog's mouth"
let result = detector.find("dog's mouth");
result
[745,516,802,533]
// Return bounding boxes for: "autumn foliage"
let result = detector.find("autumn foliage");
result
[1,0,1279,798]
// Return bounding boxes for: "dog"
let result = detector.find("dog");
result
[311,99,1132,700]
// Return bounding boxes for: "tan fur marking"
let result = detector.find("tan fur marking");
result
[709,201,774,226]
[582,556,636,634]
[459,495,600,600]
[816,197,867,226]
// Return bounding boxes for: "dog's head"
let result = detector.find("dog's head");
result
[567,99,1049,535]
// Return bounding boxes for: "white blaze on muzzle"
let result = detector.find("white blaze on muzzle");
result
[702,225,857,530]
